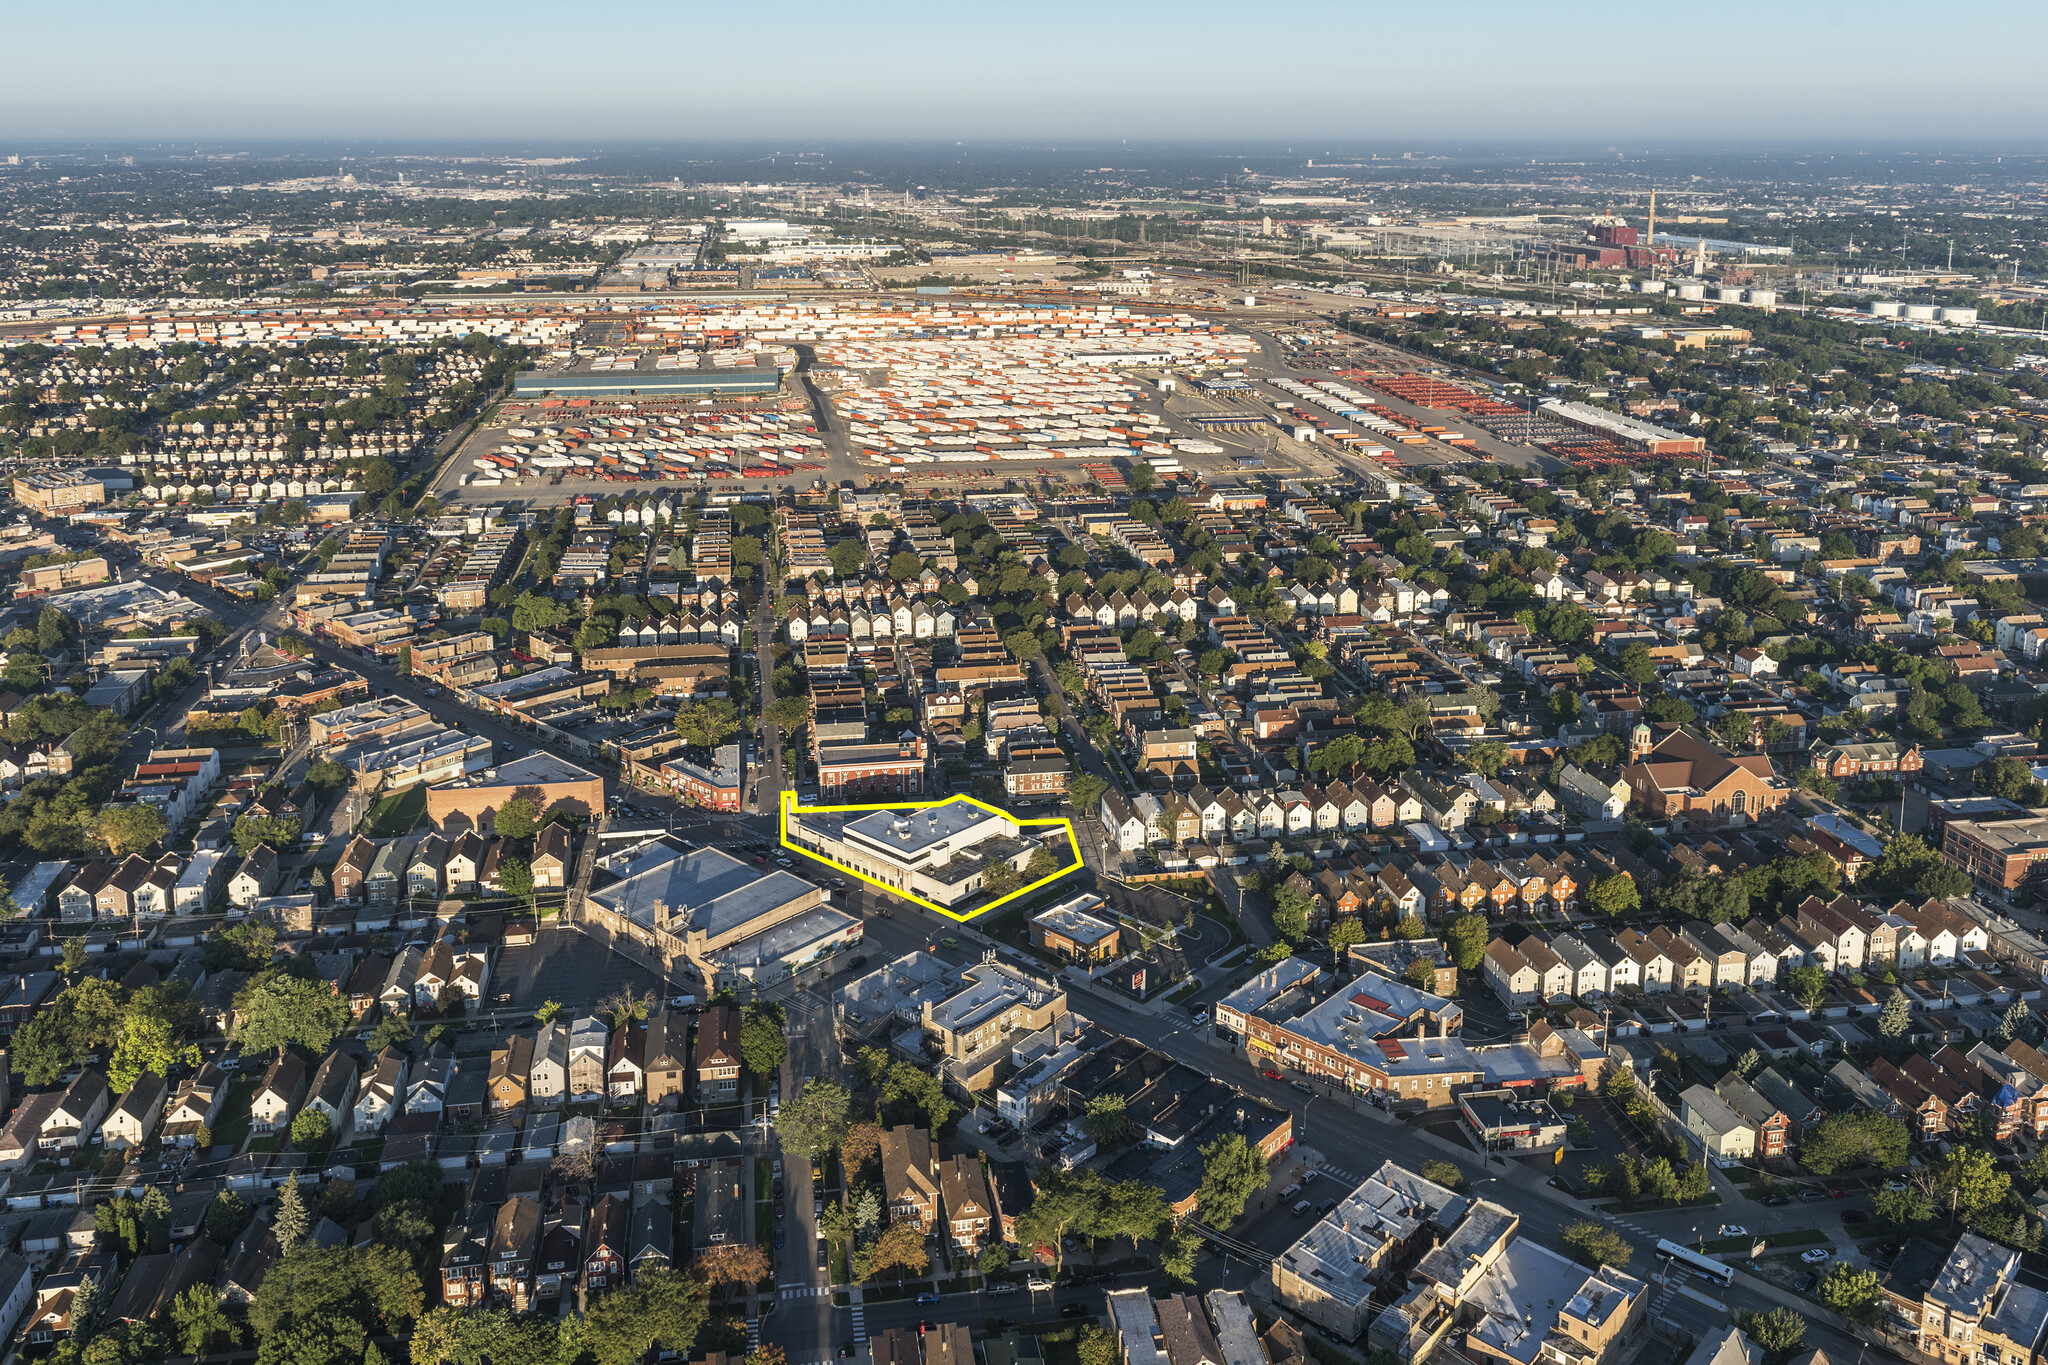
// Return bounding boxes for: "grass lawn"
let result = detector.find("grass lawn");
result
[364,784,428,836]
[210,1075,262,1152]
[1037,1324,1086,1365]
[1165,979,1202,1005]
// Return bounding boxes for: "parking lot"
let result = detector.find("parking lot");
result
[1536,1092,1653,1192]
[1232,1155,1349,1258]
[492,923,670,1016]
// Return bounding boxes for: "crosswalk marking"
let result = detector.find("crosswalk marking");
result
[779,1285,829,1299]
[851,1296,868,1347]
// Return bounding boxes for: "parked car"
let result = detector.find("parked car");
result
[1291,1199,1312,1216]
[1800,1248,1833,1264]
[1842,1210,1869,1225]
[1290,1081,1314,1095]
[1826,1187,1848,1198]
[1280,1183,1302,1199]
[1800,1188,1827,1201]
[1795,1273,1818,1294]
[916,1293,940,1304]
[1026,1279,1054,1292]
[1718,1225,1747,1238]
[1762,1194,1789,1206]
[1261,1069,1283,1081]
[1061,1304,1086,1318]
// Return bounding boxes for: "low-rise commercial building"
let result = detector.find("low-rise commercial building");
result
[788,796,1053,909]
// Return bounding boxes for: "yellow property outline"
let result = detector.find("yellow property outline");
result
[777,789,1084,922]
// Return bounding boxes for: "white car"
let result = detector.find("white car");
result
[1800,1248,1832,1265]
[1717,1224,1748,1238]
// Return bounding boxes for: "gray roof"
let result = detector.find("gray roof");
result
[585,844,816,941]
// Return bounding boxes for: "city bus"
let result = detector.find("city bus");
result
[1655,1239,1735,1287]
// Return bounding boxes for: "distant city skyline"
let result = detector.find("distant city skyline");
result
[6,0,2044,144]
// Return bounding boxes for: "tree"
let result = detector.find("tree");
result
[580,1267,710,1365]
[694,1242,771,1293]
[1328,917,1366,956]
[493,798,540,841]
[1075,1325,1120,1365]
[1025,846,1068,882]
[774,1079,851,1161]
[1800,1111,1911,1175]
[865,1220,930,1279]
[1739,1308,1805,1355]
[1419,1160,1465,1190]
[1787,964,1828,1010]
[1713,711,1754,749]
[1195,1132,1268,1230]
[880,1058,956,1133]
[94,803,167,857]
[1160,1226,1203,1286]
[1462,740,1508,778]
[169,1281,238,1356]
[1818,1264,1883,1325]
[1271,886,1314,943]
[1393,913,1427,940]
[740,1003,787,1076]
[305,757,349,796]
[840,1122,882,1185]
[234,812,303,855]
[369,1015,415,1053]
[1878,988,1911,1041]
[249,1244,423,1347]
[1067,773,1107,815]
[598,987,653,1028]
[1586,873,1639,918]
[258,1313,365,1365]
[1444,914,1488,971]
[498,856,534,908]
[106,1012,200,1094]
[1928,1147,2011,1224]
[1874,1185,1937,1230]
[1997,997,2035,1046]
[766,696,810,734]
[237,973,353,1055]
[206,923,277,972]
[1082,1094,1128,1146]
[673,699,742,749]
[1559,1220,1631,1269]
[982,859,1022,898]
[206,1189,253,1244]
[1864,832,1970,904]
[275,1174,309,1250]
[290,1107,334,1152]
[1013,1168,1104,1275]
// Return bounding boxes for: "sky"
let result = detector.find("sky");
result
[4,0,2044,147]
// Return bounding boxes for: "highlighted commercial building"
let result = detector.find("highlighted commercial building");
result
[779,791,1082,921]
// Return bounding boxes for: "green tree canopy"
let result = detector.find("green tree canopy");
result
[739,1003,787,1076]
[1194,1132,1268,1230]
[236,973,353,1056]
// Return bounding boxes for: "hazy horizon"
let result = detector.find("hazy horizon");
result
[7,0,2044,145]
